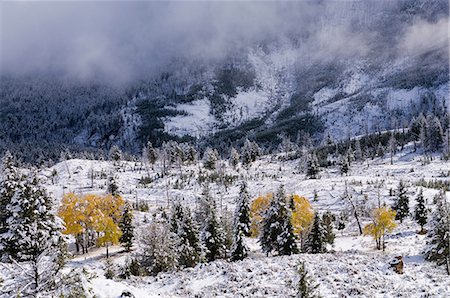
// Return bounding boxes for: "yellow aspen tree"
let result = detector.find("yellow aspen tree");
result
[97,216,122,258]
[249,193,273,237]
[95,194,125,257]
[364,206,397,251]
[58,193,86,253]
[290,194,315,250]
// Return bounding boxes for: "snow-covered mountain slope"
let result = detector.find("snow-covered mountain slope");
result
[36,143,450,297]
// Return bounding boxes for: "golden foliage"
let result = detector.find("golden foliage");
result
[249,193,273,237]
[290,194,314,236]
[249,193,314,238]
[58,193,125,249]
[363,206,397,250]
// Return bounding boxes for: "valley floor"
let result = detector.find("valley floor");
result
[39,145,450,297]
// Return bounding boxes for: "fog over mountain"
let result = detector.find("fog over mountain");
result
[1,1,447,83]
[0,0,448,163]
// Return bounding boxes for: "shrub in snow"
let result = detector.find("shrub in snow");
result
[294,261,320,298]
[137,219,179,276]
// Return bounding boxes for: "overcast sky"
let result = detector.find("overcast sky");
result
[0,1,448,84]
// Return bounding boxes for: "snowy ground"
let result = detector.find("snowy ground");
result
[37,144,450,297]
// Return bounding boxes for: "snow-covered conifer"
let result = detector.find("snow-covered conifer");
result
[392,180,409,223]
[201,200,225,262]
[259,185,298,256]
[229,147,240,168]
[170,202,200,268]
[306,152,320,179]
[119,202,134,252]
[295,261,320,298]
[305,214,326,254]
[235,181,251,236]
[1,174,66,296]
[414,188,427,234]
[425,190,450,274]
[203,147,219,170]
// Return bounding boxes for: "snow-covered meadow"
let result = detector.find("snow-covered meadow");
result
[34,144,450,297]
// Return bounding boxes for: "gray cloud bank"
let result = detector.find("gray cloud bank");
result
[0,0,448,84]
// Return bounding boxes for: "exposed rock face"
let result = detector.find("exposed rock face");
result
[389,255,404,274]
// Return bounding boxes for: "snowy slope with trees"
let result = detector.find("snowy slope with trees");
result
[2,131,449,297]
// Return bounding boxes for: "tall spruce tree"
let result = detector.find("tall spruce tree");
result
[305,214,327,254]
[107,174,119,196]
[392,180,409,223]
[0,174,66,296]
[322,212,335,245]
[306,152,320,179]
[201,198,225,262]
[0,151,23,258]
[171,202,201,267]
[119,202,134,252]
[339,154,349,176]
[414,188,427,234]
[235,181,251,236]
[229,147,240,168]
[203,147,219,170]
[259,185,298,256]
[425,190,450,274]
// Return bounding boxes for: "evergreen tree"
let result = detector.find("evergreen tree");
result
[109,145,122,162]
[414,188,427,234]
[339,154,349,176]
[235,181,251,236]
[241,139,261,166]
[426,115,444,152]
[171,202,201,267]
[392,180,409,223]
[305,214,326,254]
[443,127,450,160]
[295,261,320,298]
[259,185,298,256]
[230,226,248,261]
[229,147,240,168]
[346,145,354,165]
[388,133,397,165]
[203,147,219,170]
[0,174,66,296]
[321,212,335,245]
[354,139,363,161]
[201,202,225,262]
[425,190,450,274]
[107,174,119,196]
[119,202,134,252]
[376,142,385,158]
[0,151,23,257]
[146,141,158,166]
[306,152,320,179]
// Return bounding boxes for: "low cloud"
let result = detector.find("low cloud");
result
[0,1,448,84]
